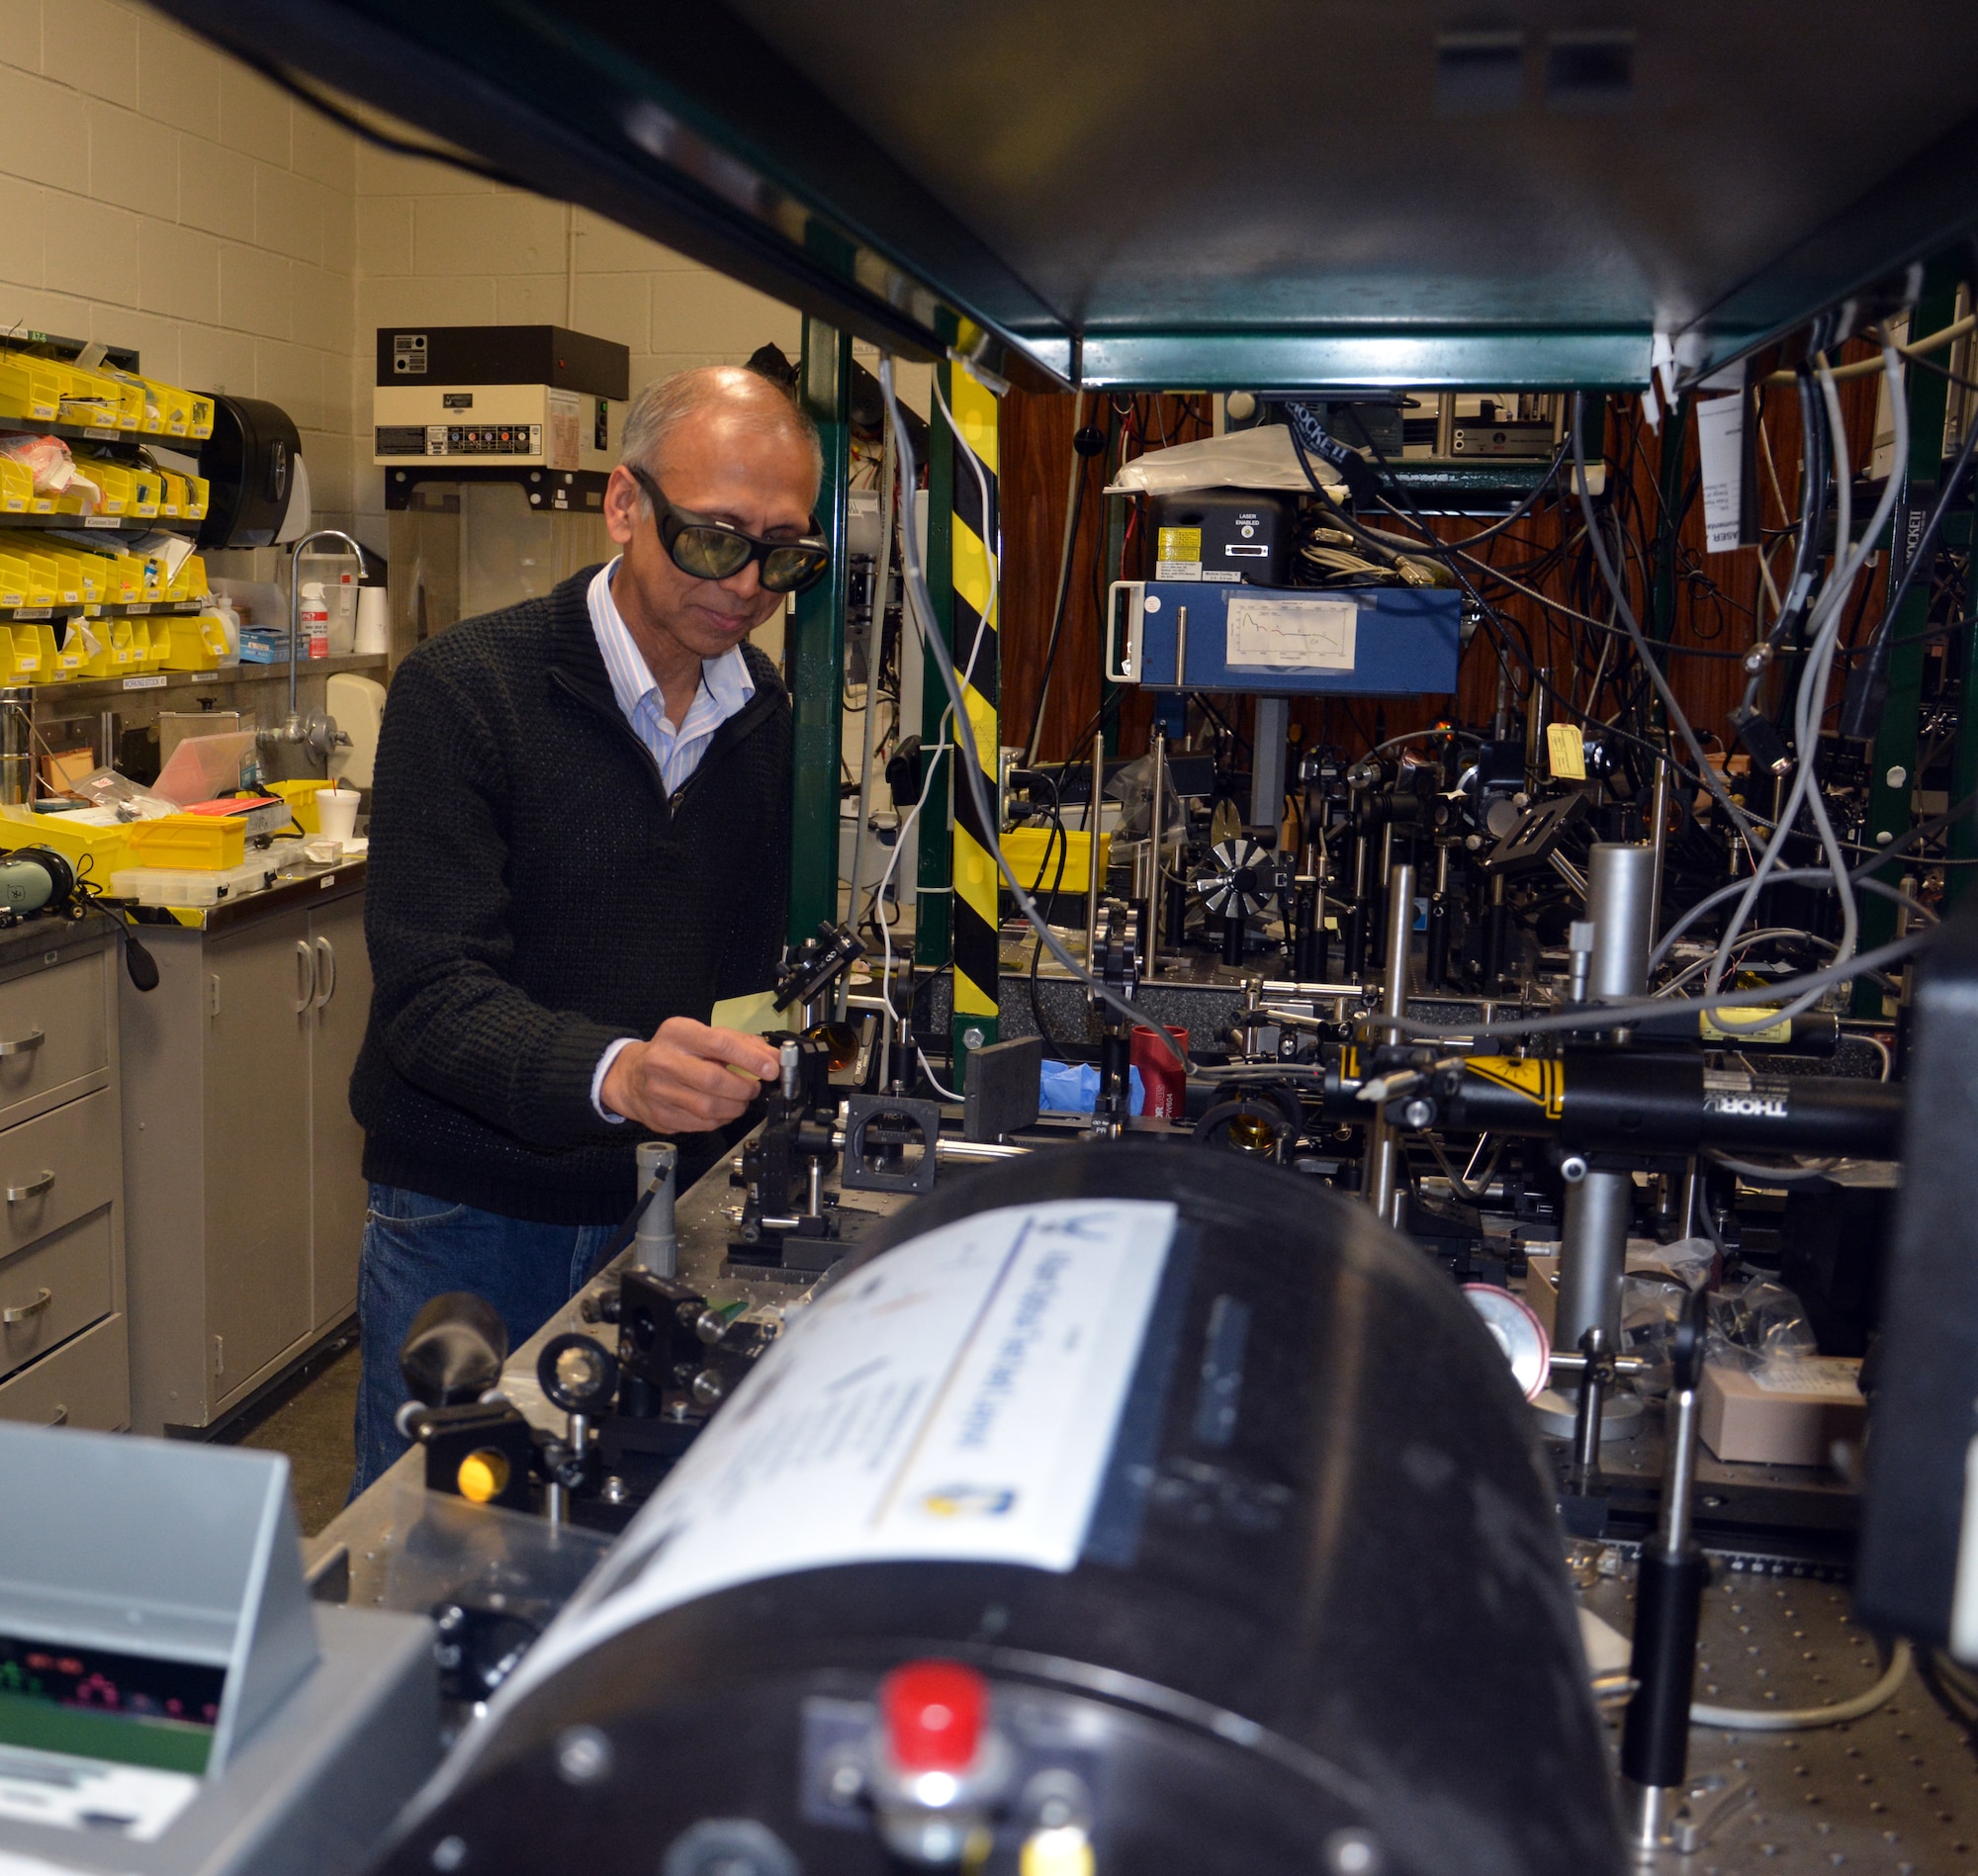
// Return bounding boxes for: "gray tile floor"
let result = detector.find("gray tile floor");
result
[234,1337,362,1536]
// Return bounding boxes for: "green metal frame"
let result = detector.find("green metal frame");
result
[786,316,851,945]
[155,1,1978,398]
[1852,262,1961,1011]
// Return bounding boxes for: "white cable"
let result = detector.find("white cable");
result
[1400,926,1933,1042]
[1865,1033,1893,1081]
[1650,867,1936,977]
[1691,1639,1911,1731]
[914,1044,961,1103]
[1701,345,1905,1034]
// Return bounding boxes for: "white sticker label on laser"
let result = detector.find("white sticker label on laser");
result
[493,1200,1175,1712]
[1225,595,1357,670]
[0,1743,200,1841]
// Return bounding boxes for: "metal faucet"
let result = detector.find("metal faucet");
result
[261,527,364,763]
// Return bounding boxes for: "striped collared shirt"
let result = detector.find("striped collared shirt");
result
[586,557,755,795]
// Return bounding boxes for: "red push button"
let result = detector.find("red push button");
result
[881,1659,987,1772]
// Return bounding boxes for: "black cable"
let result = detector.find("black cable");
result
[1027,792,1074,1059]
[1841,381,1978,737]
[1025,447,1092,761]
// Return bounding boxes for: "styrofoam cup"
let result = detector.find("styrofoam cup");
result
[316,787,360,842]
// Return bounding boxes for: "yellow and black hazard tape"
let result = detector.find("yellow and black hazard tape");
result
[946,362,1001,1065]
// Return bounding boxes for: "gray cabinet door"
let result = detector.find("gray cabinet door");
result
[308,891,371,1328]
[204,904,314,1393]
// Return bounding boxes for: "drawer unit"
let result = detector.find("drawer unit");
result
[0,1087,118,1261]
[0,952,109,1128]
[0,1204,113,1381]
[0,1311,128,1430]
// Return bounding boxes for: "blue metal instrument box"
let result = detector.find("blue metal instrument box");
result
[1107,579,1461,696]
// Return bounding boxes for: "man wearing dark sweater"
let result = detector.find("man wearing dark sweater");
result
[347,365,822,1490]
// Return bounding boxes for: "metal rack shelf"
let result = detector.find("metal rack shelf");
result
[12,653,388,704]
[0,416,209,450]
[0,512,200,534]
[156,0,1978,394]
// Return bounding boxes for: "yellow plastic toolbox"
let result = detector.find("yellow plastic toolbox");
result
[129,813,247,871]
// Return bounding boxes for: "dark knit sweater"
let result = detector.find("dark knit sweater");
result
[349,567,791,1224]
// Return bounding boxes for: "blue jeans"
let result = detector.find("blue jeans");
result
[350,1185,619,1497]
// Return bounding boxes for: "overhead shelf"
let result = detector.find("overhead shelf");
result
[23,652,389,703]
[0,513,200,534]
[156,0,1978,393]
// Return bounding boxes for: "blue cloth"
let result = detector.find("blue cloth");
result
[1038,1061,1145,1115]
[350,1184,618,1497]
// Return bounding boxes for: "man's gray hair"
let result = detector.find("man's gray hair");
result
[619,364,822,508]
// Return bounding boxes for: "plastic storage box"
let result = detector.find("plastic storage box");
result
[128,814,247,870]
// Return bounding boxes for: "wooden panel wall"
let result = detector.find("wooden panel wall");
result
[996,349,1893,771]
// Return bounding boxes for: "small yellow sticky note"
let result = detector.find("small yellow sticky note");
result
[710,990,782,1036]
[1547,721,1586,781]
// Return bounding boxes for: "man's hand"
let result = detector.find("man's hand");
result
[600,1017,780,1133]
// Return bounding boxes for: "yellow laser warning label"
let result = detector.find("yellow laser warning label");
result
[1465,1054,1565,1119]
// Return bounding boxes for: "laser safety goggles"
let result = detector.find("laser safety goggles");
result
[629,465,831,594]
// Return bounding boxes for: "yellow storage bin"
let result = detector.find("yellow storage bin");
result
[69,553,110,604]
[129,466,161,517]
[94,554,139,604]
[94,371,144,431]
[138,378,194,437]
[21,553,59,606]
[156,612,228,671]
[48,619,85,679]
[178,552,208,599]
[16,622,59,682]
[156,470,187,517]
[0,554,29,608]
[0,626,40,682]
[186,392,213,440]
[184,474,210,520]
[76,460,132,515]
[0,355,59,422]
[129,813,246,870]
[0,460,33,515]
[66,617,114,679]
[1001,824,1112,891]
[266,777,325,834]
[55,365,125,431]
[0,805,135,882]
[44,551,85,605]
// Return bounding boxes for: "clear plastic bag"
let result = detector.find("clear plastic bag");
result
[1705,1278,1818,1374]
